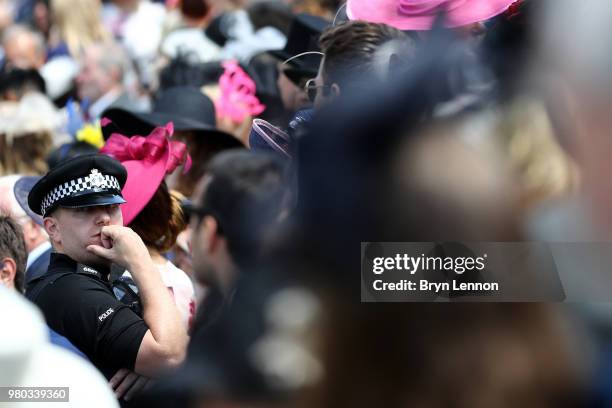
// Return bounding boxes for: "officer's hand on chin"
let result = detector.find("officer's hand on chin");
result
[86,225,152,270]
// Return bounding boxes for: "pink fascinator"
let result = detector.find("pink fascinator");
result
[216,60,266,124]
[100,122,192,225]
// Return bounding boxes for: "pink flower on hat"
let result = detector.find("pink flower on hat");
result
[216,60,266,124]
[101,122,192,176]
[100,122,192,225]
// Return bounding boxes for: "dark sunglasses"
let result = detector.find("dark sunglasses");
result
[182,200,224,234]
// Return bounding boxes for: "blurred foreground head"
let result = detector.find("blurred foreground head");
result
[284,57,583,408]
[301,302,584,408]
[0,286,119,406]
[291,32,521,292]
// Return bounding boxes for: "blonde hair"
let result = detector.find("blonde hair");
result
[50,0,111,58]
[0,93,57,176]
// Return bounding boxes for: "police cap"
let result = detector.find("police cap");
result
[28,154,127,217]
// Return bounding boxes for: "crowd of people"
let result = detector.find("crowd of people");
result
[2,0,612,406]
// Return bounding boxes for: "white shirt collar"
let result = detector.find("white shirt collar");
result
[89,88,122,120]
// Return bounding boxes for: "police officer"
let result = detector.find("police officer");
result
[26,154,188,385]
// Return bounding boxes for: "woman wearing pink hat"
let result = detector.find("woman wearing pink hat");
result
[101,123,196,331]
[346,0,518,32]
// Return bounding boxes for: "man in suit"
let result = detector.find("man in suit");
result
[75,41,144,121]
[0,175,51,288]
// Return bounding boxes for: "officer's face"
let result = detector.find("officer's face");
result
[44,204,122,265]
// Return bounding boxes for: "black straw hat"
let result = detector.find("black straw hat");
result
[101,86,243,149]
[269,14,329,84]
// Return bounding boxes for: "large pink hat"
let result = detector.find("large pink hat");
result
[346,0,517,30]
[100,122,191,226]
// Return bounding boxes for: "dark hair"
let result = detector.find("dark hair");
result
[46,141,99,170]
[172,130,245,197]
[319,21,406,92]
[0,67,46,100]
[245,53,288,125]
[129,181,185,253]
[0,214,27,293]
[181,0,210,20]
[198,150,288,268]
[159,58,224,91]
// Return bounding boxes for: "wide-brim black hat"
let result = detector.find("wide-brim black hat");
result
[101,108,243,149]
[268,13,328,82]
[282,65,318,86]
[268,13,329,61]
[101,86,244,149]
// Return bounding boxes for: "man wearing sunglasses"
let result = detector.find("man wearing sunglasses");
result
[269,14,328,114]
[305,20,406,109]
[187,150,288,333]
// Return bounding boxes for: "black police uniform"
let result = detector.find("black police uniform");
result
[30,254,148,379]
[26,154,148,381]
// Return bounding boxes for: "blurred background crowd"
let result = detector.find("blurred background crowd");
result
[3,0,612,406]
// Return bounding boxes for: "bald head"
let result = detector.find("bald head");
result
[0,175,26,218]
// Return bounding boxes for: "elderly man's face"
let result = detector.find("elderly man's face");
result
[44,204,122,265]
[76,48,117,104]
[3,32,45,69]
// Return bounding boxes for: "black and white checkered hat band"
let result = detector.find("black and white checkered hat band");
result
[41,171,121,215]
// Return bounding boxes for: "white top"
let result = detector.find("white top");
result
[102,0,166,86]
[156,261,196,331]
[123,261,196,331]
[102,1,166,60]
[219,10,286,63]
[161,27,221,63]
